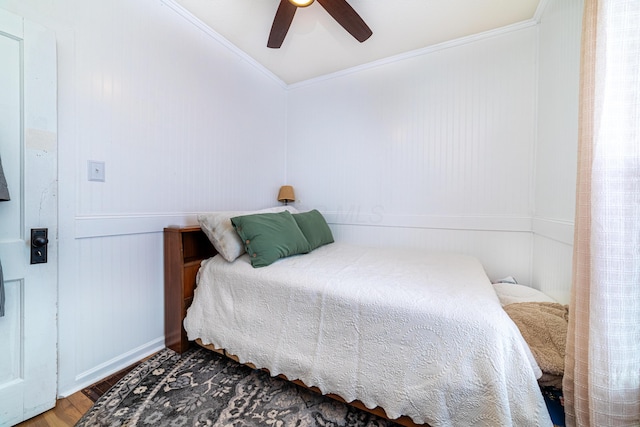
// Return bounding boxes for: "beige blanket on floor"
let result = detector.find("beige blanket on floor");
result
[504,302,568,388]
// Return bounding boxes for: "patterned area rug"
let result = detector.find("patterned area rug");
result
[75,346,395,426]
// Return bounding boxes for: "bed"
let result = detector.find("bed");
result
[165,207,553,427]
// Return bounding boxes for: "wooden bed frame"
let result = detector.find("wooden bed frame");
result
[163,225,425,427]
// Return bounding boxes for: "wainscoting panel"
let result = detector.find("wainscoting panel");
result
[67,232,166,393]
[532,217,574,245]
[321,212,531,232]
[330,224,533,285]
[75,214,199,238]
[532,235,573,304]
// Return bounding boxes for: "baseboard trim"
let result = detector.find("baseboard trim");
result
[59,338,165,398]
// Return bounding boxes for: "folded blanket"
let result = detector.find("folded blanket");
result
[504,302,568,380]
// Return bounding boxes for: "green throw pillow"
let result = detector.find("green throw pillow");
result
[292,209,334,251]
[231,210,311,268]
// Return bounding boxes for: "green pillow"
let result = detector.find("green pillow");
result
[293,209,334,251]
[231,210,311,268]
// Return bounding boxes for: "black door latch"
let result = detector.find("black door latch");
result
[30,228,48,264]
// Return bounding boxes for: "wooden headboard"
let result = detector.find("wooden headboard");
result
[163,226,217,353]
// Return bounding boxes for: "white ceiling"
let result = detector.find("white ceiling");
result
[172,0,541,85]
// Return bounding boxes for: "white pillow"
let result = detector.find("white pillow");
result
[492,283,557,306]
[198,206,298,262]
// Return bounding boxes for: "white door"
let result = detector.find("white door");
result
[0,9,58,426]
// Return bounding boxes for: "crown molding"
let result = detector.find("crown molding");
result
[288,19,538,89]
[161,0,541,90]
[160,0,287,88]
[533,0,552,22]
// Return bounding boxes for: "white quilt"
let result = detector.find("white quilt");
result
[184,243,552,427]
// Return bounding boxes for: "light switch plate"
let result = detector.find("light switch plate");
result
[88,160,105,182]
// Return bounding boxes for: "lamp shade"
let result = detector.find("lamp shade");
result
[277,185,295,203]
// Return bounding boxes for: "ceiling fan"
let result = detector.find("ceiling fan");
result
[268,0,373,49]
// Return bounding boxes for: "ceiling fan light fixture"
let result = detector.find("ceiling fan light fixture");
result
[269,0,372,49]
[288,0,314,7]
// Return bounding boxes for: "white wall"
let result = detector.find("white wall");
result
[533,0,583,303]
[285,1,583,303]
[286,27,539,283]
[0,0,582,399]
[0,0,288,396]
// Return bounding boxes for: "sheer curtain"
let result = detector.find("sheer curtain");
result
[563,0,640,426]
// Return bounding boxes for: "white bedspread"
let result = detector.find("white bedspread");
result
[184,243,551,426]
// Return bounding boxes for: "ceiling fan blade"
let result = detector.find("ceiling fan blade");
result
[268,0,298,48]
[317,0,372,43]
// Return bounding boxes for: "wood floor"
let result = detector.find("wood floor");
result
[15,392,94,427]
[14,361,141,427]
